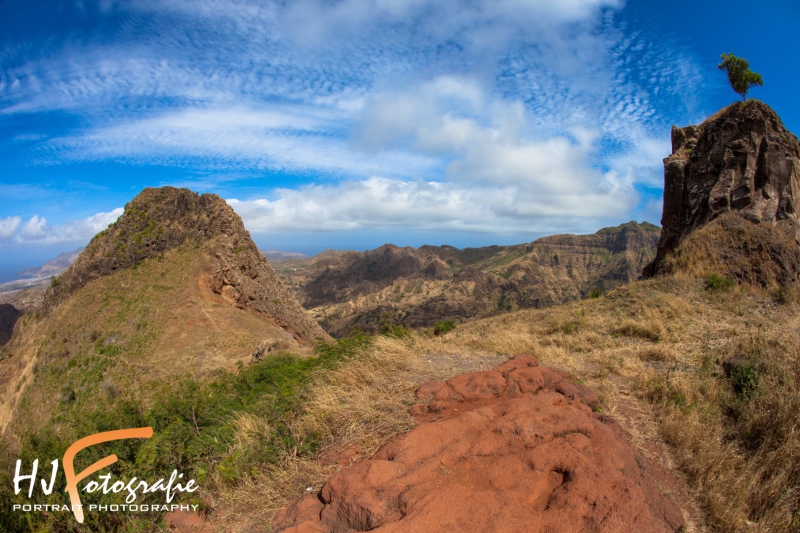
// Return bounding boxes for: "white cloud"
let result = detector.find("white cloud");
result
[10,208,123,244]
[355,74,635,206]
[228,175,635,235]
[19,215,48,240]
[0,216,21,241]
[0,0,707,240]
[42,105,437,177]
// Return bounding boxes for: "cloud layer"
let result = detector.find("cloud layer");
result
[0,0,710,248]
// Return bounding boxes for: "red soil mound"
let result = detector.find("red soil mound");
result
[274,354,685,533]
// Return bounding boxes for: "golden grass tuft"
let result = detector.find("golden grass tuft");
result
[298,335,437,456]
[637,346,674,362]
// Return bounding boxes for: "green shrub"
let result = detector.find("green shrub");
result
[731,363,759,395]
[379,313,412,338]
[589,288,604,299]
[705,273,735,292]
[433,320,456,336]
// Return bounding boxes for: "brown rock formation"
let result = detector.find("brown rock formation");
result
[645,100,800,277]
[273,355,685,533]
[42,187,329,345]
[0,304,21,347]
[276,221,659,337]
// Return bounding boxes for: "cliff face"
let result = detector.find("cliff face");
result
[0,304,20,348]
[645,100,800,276]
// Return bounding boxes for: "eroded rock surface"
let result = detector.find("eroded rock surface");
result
[646,100,800,276]
[273,354,685,533]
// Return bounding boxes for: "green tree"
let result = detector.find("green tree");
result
[718,53,763,100]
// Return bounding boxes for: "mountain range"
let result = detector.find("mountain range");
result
[274,221,659,336]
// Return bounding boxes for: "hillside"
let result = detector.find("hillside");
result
[274,221,659,336]
[0,186,329,437]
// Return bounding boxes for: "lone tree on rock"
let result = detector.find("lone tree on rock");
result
[718,53,763,100]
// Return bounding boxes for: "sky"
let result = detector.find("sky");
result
[0,0,798,281]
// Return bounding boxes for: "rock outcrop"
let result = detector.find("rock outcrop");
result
[42,187,329,345]
[0,304,21,347]
[273,354,685,533]
[645,100,800,276]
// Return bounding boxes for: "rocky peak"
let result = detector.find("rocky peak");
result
[645,100,800,276]
[42,187,329,344]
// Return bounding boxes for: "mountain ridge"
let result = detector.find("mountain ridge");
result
[274,220,660,336]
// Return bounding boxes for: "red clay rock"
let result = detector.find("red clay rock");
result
[492,353,539,375]
[445,370,506,400]
[273,355,685,533]
[414,381,457,401]
[321,445,359,466]
[506,367,546,395]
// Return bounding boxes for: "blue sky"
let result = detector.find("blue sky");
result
[0,0,798,280]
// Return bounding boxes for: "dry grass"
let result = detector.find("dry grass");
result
[204,336,444,532]
[399,273,800,532]
[662,213,800,289]
[204,261,799,532]
[298,336,440,455]
[192,261,800,533]
[4,217,797,533]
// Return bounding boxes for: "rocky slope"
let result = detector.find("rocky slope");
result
[274,355,685,533]
[645,100,800,276]
[0,187,328,435]
[275,221,659,336]
[658,211,800,287]
[43,187,327,344]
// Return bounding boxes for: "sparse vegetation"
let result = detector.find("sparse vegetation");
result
[3,196,798,533]
[0,334,373,532]
[379,312,412,338]
[433,320,456,336]
[705,273,735,292]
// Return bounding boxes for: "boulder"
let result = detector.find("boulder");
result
[273,354,684,533]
